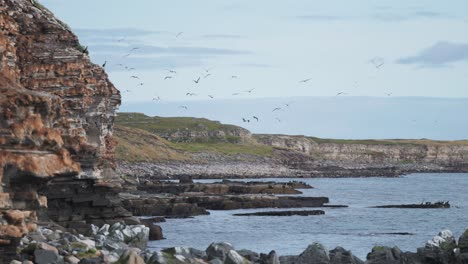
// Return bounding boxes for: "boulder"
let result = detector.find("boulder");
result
[258,250,279,264]
[206,242,235,261]
[366,246,401,264]
[238,249,260,262]
[140,219,164,240]
[296,243,330,264]
[459,230,468,254]
[329,247,363,264]
[225,250,251,264]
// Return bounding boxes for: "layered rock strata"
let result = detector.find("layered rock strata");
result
[0,0,128,259]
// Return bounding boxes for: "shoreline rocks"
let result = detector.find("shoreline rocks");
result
[371,201,450,209]
[9,226,468,264]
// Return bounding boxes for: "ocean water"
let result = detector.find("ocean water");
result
[147,173,468,259]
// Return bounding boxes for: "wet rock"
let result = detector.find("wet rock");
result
[140,218,164,240]
[296,243,330,264]
[366,246,401,264]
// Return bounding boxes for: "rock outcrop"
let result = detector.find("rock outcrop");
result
[0,0,128,260]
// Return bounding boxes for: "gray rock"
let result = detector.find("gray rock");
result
[259,250,279,264]
[278,255,299,264]
[209,258,223,264]
[329,247,363,264]
[238,249,260,262]
[225,250,251,264]
[34,249,61,264]
[297,243,330,264]
[9,261,22,264]
[77,258,103,264]
[366,246,401,264]
[206,242,235,261]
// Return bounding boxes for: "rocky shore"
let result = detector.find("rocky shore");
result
[8,226,468,264]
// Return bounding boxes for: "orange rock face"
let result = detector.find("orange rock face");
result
[0,0,123,253]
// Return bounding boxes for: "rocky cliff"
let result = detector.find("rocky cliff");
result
[0,0,130,258]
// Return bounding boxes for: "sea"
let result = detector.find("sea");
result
[147,173,468,260]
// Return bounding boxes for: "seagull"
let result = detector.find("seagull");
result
[152,96,161,101]
[204,74,212,79]
[232,93,240,96]
[336,92,347,96]
[299,78,312,83]
[166,69,177,74]
[122,90,131,93]
[186,93,197,96]
[130,47,140,51]
[115,63,124,67]
[284,102,293,108]
[204,67,214,73]
[231,75,238,79]
[179,105,188,110]
[272,107,282,112]
[245,88,255,93]
[253,116,259,122]
[208,95,214,99]
[131,76,140,79]
[82,46,88,54]
[193,77,201,84]
[138,82,144,86]
[176,32,183,38]
[385,92,392,96]
[102,61,107,68]
[275,118,282,123]
[242,118,247,122]
[371,57,385,69]
[117,38,126,42]
[164,76,173,80]
[122,54,131,58]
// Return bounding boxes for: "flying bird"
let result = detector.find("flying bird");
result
[164,76,173,80]
[152,96,161,101]
[131,76,140,79]
[122,54,131,58]
[335,92,347,96]
[299,78,312,83]
[179,105,188,110]
[204,67,214,73]
[245,88,255,93]
[186,93,197,96]
[102,61,107,68]
[231,75,238,79]
[232,93,240,96]
[176,32,183,38]
[166,69,177,74]
[204,74,212,79]
[371,57,385,69]
[138,82,144,86]
[272,107,282,112]
[130,47,140,51]
[275,118,282,123]
[193,77,201,84]
[117,38,126,42]
[253,116,259,122]
[385,92,392,96]
[284,102,293,108]
[208,95,214,99]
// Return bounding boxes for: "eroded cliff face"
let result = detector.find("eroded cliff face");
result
[0,0,125,255]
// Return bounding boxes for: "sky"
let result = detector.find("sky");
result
[40,0,468,139]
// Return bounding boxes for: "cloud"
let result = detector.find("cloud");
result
[397,41,468,67]
[202,34,244,39]
[373,11,450,22]
[296,15,348,21]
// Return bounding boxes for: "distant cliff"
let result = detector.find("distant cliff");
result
[0,0,131,258]
[115,113,468,179]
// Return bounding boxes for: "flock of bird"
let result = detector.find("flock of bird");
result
[93,32,399,125]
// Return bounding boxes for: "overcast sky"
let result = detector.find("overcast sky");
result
[41,0,468,101]
[39,0,468,139]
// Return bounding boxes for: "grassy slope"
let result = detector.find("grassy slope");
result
[115,113,273,163]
